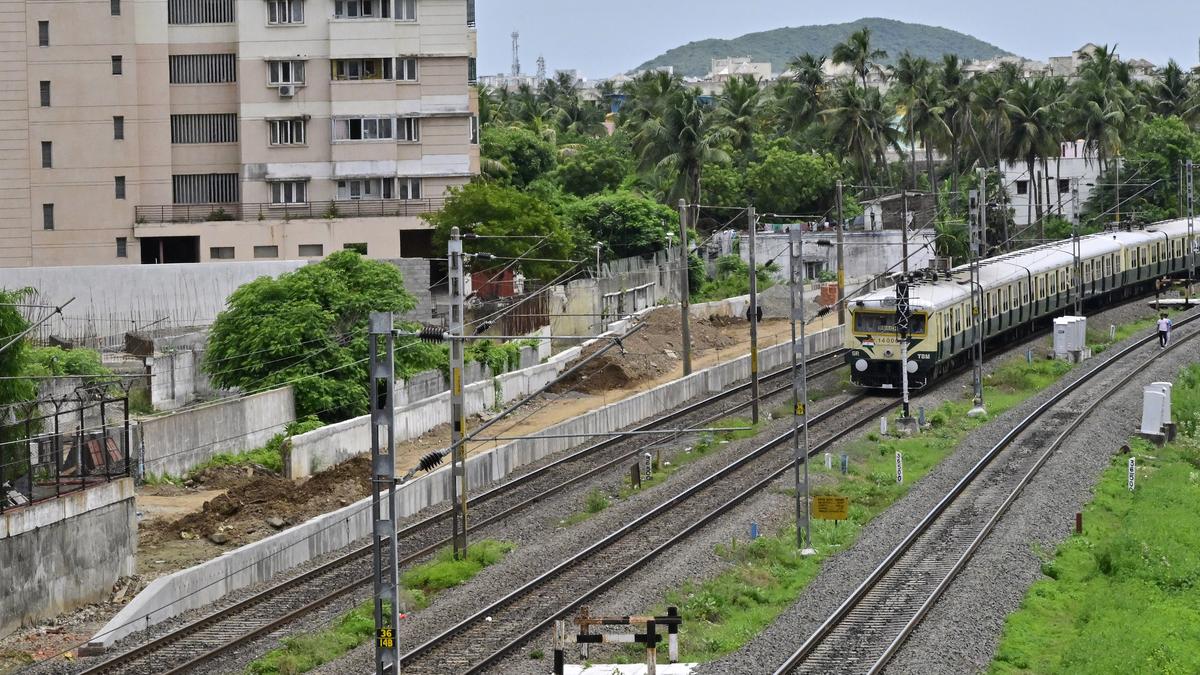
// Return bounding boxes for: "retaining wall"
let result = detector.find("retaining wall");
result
[138,387,295,480]
[90,324,840,649]
[2,479,136,638]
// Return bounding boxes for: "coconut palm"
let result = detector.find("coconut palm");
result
[1004,78,1059,237]
[1149,60,1196,122]
[713,74,763,162]
[831,27,888,89]
[821,80,900,195]
[1072,45,1141,170]
[773,53,826,136]
[892,52,934,189]
[631,86,731,221]
[937,54,978,196]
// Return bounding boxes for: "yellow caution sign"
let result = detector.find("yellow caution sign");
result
[796,403,806,416]
[377,627,395,649]
[812,495,850,521]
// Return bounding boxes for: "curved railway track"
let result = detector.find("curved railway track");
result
[773,310,1200,675]
[398,394,895,674]
[78,349,848,675]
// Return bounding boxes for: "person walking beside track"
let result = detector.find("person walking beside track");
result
[1158,313,1173,349]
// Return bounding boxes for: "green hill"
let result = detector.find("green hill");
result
[633,17,1015,77]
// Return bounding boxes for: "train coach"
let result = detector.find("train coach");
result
[845,218,1196,390]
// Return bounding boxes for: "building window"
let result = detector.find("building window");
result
[39,81,50,107]
[41,141,52,168]
[395,0,415,20]
[395,57,418,81]
[398,177,421,200]
[172,173,239,204]
[397,117,420,142]
[334,0,389,17]
[1058,178,1071,194]
[38,21,49,47]
[468,57,477,84]
[332,58,392,81]
[269,118,306,145]
[344,242,367,255]
[210,246,235,259]
[111,55,123,75]
[113,116,125,139]
[116,237,127,257]
[267,60,305,85]
[254,245,279,258]
[170,113,239,144]
[42,204,54,230]
[466,0,474,26]
[115,176,126,199]
[469,115,479,144]
[170,54,237,83]
[333,117,394,141]
[270,180,307,204]
[336,178,393,200]
[111,0,121,15]
[298,244,323,257]
[267,0,303,24]
[168,0,235,24]
[1016,180,1028,196]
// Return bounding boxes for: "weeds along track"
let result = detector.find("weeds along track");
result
[76,350,847,675]
[775,311,1200,675]
[398,394,894,674]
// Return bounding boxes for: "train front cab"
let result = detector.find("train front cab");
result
[845,309,936,390]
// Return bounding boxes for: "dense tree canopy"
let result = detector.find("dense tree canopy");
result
[565,192,677,259]
[204,252,444,422]
[481,125,557,188]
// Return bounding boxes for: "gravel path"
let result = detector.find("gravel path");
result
[883,315,1200,674]
[701,301,1167,675]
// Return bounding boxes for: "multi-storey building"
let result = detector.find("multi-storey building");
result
[1,0,479,267]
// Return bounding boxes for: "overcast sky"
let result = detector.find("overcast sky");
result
[476,1,1200,79]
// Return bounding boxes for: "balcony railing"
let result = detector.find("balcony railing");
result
[134,198,447,225]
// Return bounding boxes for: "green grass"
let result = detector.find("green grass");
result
[621,353,1076,664]
[1088,310,1178,354]
[564,488,612,526]
[247,540,514,674]
[989,364,1200,674]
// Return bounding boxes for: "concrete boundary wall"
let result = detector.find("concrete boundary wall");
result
[2,479,136,638]
[138,387,295,480]
[91,324,840,649]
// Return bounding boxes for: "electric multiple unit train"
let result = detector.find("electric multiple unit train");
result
[845,218,1196,390]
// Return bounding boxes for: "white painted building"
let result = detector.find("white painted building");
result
[999,141,1115,228]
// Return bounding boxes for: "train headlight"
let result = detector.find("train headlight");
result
[906,360,919,374]
[855,359,868,372]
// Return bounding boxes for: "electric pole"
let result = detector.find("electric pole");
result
[747,206,759,424]
[678,199,692,375]
[1189,160,1195,305]
[835,180,847,326]
[896,274,913,425]
[789,226,814,555]
[448,227,468,559]
[969,211,985,418]
[368,313,400,675]
[901,189,910,274]
[979,170,988,256]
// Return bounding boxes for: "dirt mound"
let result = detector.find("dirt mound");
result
[554,307,739,394]
[142,455,372,547]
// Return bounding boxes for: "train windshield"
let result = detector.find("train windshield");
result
[854,311,926,335]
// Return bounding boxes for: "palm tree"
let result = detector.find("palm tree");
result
[631,86,731,221]
[773,53,825,136]
[821,80,900,195]
[713,74,763,162]
[831,27,888,89]
[1004,78,1058,238]
[892,52,934,189]
[937,54,977,197]
[1071,45,1140,171]
[1149,60,1196,122]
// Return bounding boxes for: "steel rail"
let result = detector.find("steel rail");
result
[774,310,1200,674]
[77,349,847,675]
[399,395,895,673]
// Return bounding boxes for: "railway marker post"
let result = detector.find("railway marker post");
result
[368,312,401,675]
[896,452,904,484]
[1128,457,1136,492]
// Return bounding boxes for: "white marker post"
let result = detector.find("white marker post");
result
[1128,457,1136,492]
[896,452,904,484]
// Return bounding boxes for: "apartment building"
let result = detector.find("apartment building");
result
[0,0,479,267]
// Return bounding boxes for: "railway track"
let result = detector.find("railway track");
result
[78,349,848,675]
[774,311,1200,675]
[398,394,895,674]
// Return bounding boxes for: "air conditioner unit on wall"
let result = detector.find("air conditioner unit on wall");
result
[277,84,295,97]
